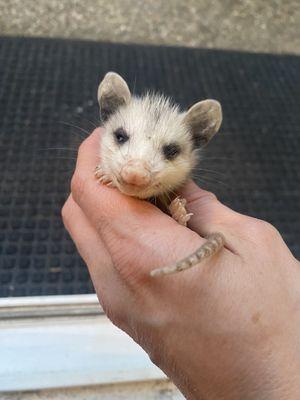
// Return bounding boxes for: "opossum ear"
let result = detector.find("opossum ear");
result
[98,72,131,121]
[183,100,222,147]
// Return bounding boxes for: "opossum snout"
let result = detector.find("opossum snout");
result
[120,160,151,187]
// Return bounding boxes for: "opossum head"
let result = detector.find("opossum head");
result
[97,72,222,199]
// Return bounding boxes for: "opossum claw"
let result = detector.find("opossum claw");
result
[169,197,193,226]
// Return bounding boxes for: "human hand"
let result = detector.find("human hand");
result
[62,128,300,400]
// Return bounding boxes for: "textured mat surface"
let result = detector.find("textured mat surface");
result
[0,36,299,297]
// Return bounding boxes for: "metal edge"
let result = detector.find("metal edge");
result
[0,294,103,319]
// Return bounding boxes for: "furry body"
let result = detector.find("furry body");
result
[95,72,225,276]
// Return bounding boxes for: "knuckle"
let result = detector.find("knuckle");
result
[71,172,86,204]
[245,217,280,241]
[256,219,277,234]
[201,190,218,202]
[187,189,218,207]
[61,202,69,224]
[113,255,146,287]
[259,220,280,239]
[78,138,89,157]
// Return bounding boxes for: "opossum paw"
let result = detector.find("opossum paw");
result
[94,165,115,187]
[169,197,193,226]
[94,164,103,179]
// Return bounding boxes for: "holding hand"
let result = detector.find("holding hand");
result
[63,128,300,400]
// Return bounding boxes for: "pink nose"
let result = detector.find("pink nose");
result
[121,160,151,187]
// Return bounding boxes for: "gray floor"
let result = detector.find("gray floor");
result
[1,380,185,400]
[1,0,299,54]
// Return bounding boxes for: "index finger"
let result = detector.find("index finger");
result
[71,127,133,218]
[75,127,102,180]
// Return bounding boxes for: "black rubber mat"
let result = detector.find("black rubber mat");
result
[0,36,299,297]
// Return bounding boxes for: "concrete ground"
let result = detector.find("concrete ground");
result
[0,0,299,54]
[1,380,185,400]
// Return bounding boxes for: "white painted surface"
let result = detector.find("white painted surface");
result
[0,314,165,392]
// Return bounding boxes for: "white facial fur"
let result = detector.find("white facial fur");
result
[100,93,197,199]
[98,72,222,199]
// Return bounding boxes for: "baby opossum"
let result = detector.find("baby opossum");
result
[95,72,225,277]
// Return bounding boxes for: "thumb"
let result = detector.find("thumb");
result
[180,181,242,238]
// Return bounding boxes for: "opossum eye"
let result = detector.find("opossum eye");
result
[162,143,181,160]
[114,128,129,144]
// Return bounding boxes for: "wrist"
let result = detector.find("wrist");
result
[156,326,300,400]
[173,351,300,400]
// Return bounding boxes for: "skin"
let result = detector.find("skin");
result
[62,128,300,400]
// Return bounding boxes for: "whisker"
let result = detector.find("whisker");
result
[42,156,77,161]
[201,156,235,162]
[79,117,99,129]
[36,147,78,152]
[192,172,227,181]
[196,168,227,177]
[58,121,91,138]
[193,175,230,188]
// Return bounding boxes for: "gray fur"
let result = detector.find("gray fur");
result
[98,72,131,121]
